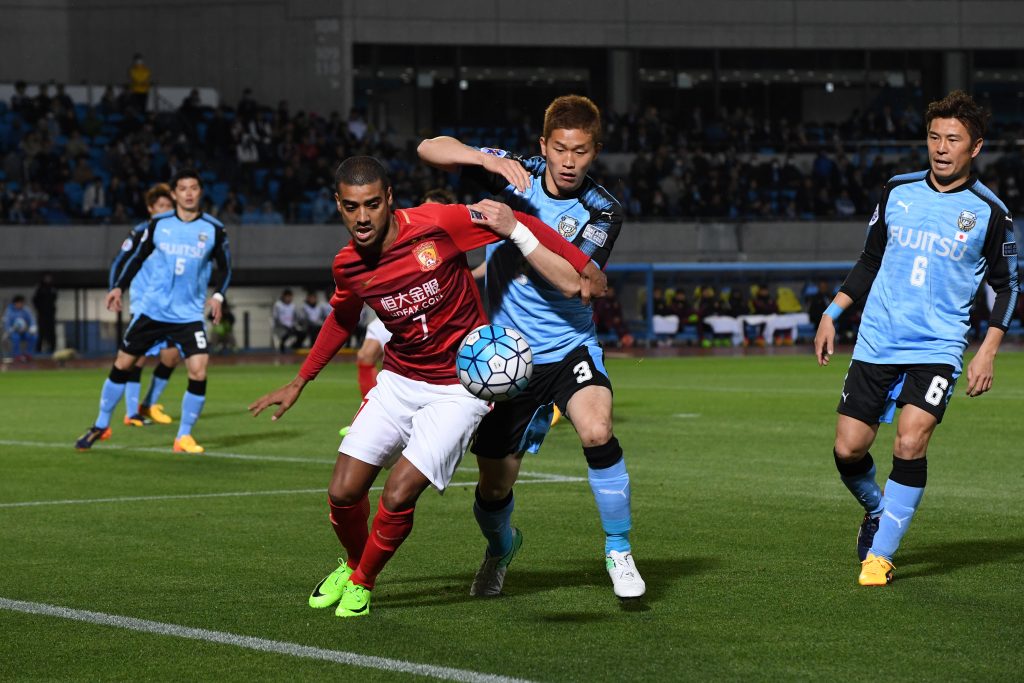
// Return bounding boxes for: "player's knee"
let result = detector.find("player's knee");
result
[583,435,623,470]
[577,420,613,448]
[328,487,362,508]
[832,442,868,462]
[379,486,418,513]
[476,477,512,502]
[108,366,134,384]
[356,348,375,365]
[894,432,928,459]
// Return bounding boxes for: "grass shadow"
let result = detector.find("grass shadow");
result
[211,429,303,449]
[899,536,1024,580]
[381,556,717,612]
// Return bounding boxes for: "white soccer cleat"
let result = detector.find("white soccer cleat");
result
[606,550,646,598]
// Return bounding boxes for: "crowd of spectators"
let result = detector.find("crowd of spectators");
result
[2,81,1023,225]
[0,81,448,225]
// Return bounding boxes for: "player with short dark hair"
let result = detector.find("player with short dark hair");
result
[418,94,646,599]
[108,182,182,428]
[814,90,1019,586]
[249,156,595,618]
[76,169,232,454]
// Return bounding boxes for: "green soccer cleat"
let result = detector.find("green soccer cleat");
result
[308,560,354,609]
[470,527,523,597]
[335,581,371,618]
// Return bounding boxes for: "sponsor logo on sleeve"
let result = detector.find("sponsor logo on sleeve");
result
[582,224,608,247]
[121,238,134,251]
[1003,242,1018,257]
[869,204,879,226]
[480,147,508,158]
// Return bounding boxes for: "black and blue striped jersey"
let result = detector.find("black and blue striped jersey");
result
[466,150,623,363]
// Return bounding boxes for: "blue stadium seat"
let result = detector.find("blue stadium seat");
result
[209,182,230,207]
[296,202,313,223]
[64,182,84,208]
[253,168,269,190]
[266,178,280,201]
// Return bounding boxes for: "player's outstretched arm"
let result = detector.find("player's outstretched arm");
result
[468,199,586,298]
[814,291,853,366]
[965,327,1005,397]
[248,376,307,421]
[417,136,531,192]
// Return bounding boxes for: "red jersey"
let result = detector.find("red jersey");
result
[299,203,590,385]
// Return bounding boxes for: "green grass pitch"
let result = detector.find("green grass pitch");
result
[1,352,1022,681]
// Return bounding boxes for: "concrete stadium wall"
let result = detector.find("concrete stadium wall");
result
[0,220,869,279]
[2,1,1022,114]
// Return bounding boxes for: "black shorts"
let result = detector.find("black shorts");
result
[121,314,209,358]
[471,344,612,459]
[837,359,959,425]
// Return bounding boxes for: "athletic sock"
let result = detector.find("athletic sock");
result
[870,456,927,560]
[357,362,378,398]
[124,367,143,416]
[176,379,206,439]
[473,486,514,558]
[585,438,632,555]
[142,362,175,408]
[350,503,415,590]
[835,450,883,516]
[95,367,132,429]
[328,494,370,569]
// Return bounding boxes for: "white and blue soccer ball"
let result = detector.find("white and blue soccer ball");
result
[456,324,533,401]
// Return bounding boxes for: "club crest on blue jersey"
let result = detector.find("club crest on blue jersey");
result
[957,210,977,232]
[557,215,579,238]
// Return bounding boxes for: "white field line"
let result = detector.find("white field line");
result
[0,597,536,683]
[0,441,586,508]
[0,439,334,464]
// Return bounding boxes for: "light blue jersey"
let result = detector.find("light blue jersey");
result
[113,211,232,324]
[844,171,1019,372]
[470,151,623,364]
[109,211,176,317]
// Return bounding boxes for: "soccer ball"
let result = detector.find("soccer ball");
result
[456,324,533,401]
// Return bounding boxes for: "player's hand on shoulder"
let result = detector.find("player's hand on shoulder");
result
[248,377,306,421]
[814,317,836,366]
[480,153,530,193]
[468,199,517,237]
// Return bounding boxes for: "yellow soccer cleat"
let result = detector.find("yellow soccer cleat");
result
[124,414,148,427]
[173,434,205,454]
[858,553,895,586]
[141,404,173,424]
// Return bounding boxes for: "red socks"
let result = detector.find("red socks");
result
[350,504,415,590]
[328,495,370,569]
[357,363,378,398]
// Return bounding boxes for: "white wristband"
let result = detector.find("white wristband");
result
[212,292,225,302]
[509,222,540,257]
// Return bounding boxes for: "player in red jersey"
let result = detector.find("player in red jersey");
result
[249,156,600,618]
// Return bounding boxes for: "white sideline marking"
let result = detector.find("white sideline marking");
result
[0,597,535,683]
[672,413,701,418]
[0,439,333,464]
